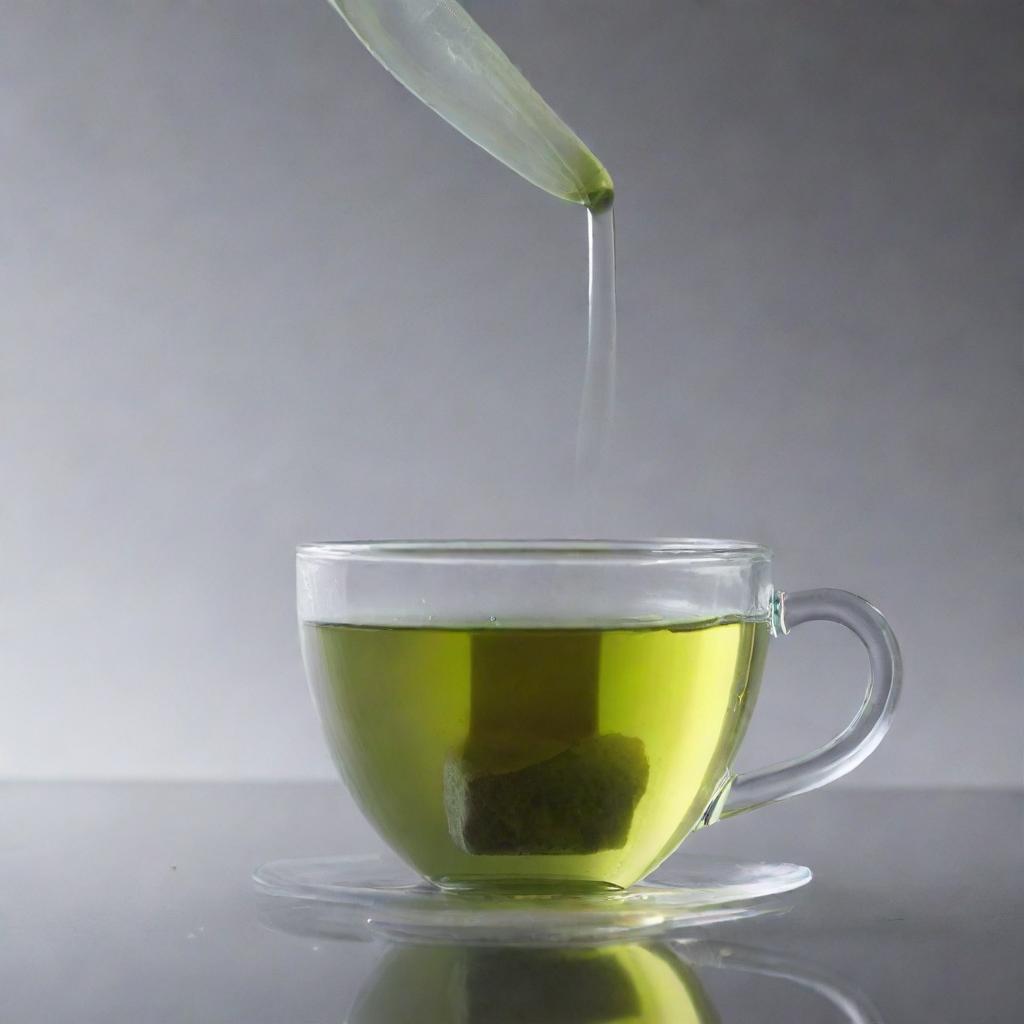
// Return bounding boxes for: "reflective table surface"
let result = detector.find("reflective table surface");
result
[3,784,1020,1022]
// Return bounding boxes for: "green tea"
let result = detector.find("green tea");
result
[576,203,617,484]
[303,618,767,890]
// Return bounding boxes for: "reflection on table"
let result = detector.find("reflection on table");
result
[260,898,882,1024]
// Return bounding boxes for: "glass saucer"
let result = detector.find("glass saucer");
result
[253,853,810,945]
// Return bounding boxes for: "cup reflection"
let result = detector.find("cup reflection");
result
[258,899,884,1023]
[352,941,884,1024]
[350,943,718,1024]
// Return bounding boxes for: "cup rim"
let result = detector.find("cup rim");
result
[296,538,771,564]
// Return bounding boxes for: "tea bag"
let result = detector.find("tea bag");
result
[444,631,648,855]
[325,0,614,208]
[445,732,649,855]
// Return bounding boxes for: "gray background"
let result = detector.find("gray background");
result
[3,1,1021,786]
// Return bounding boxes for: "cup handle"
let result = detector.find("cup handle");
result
[678,941,885,1024]
[716,589,902,821]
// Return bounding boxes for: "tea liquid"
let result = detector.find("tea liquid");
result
[302,618,767,889]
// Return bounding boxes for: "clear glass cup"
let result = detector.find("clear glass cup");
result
[297,540,901,893]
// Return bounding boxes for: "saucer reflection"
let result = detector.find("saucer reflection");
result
[347,941,882,1024]
[257,897,884,1023]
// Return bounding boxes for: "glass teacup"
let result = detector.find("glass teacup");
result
[298,541,900,893]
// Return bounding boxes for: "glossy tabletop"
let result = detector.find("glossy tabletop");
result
[3,784,1020,1022]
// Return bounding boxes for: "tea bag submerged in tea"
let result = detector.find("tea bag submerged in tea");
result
[445,733,649,855]
[444,631,649,855]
